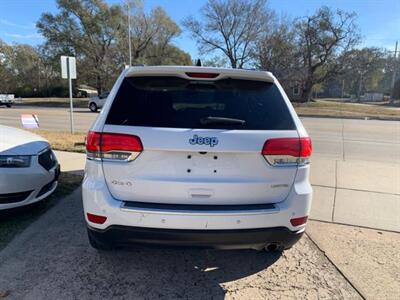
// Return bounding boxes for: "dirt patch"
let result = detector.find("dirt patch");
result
[222,236,362,299]
[28,130,86,153]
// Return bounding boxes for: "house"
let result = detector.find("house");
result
[76,84,98,98]
[362,92,384,102]
[280,79,303,102]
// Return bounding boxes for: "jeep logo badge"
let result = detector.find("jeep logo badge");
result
[189,135,218,147]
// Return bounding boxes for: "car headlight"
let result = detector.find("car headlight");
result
[0,155,31,168]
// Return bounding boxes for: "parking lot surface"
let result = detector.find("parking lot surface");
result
[0,188,362,300]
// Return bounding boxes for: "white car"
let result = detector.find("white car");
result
[0,125,60,210]
[88,91,109,112]
[83,66,312,251]
[0,94,14,108]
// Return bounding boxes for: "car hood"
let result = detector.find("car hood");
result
[0,125,50,155]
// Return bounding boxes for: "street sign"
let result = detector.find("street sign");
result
[21,114,39,129]
[61,56,76,79]
[61,56,76,134]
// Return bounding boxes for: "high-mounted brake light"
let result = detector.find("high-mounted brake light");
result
[185,72,219,78]
[86,131,143,162]
[262,137,312,166]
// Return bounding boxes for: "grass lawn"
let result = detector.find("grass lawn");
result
[0,172,82,251]
[33,130,86,153]
[15,97,88,108]
[294,100,400,120]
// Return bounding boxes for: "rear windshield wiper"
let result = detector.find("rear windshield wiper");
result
[200,116,246,125]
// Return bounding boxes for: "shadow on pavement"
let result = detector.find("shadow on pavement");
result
[0,183,282,299]
[83,246,282,299]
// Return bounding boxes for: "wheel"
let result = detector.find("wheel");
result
[6,103,12,108]
[87,228,113,250]
[89,102,98,112]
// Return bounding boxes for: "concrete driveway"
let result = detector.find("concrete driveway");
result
[0,188,361,300]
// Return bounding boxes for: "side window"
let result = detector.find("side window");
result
[99,92,109,99]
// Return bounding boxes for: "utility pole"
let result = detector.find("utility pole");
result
[38,58,41,94]
[341,79,345,98]
[127,0,132,66]
[390,40,398,103]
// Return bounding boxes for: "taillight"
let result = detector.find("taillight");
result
[185,72,219,78]
[86,131,143,162]
[290,216,308,227]
[262,137,312,166]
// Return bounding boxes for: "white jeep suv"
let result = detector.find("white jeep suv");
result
[82,66,312,251]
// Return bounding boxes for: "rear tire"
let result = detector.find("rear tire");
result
[89,102,98,112]
[87,228,113,250]
[6,103,12,108]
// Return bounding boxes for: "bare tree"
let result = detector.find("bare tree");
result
[183,0,270,68]
[256,16,299,80]
[132,3,179,61]
[117,0,184,65]
[295,6,360,102]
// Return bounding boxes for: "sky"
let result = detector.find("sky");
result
[0,0,399,58]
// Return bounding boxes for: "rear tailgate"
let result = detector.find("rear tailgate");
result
[100,74,299,205]
[102,126,298,205]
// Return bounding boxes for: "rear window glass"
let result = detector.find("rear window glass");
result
[106,76,295,130]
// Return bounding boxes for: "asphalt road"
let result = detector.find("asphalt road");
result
[1,106,399,163]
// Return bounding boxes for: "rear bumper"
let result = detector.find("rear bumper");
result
[82,160,312,249]
[88,225,304,250]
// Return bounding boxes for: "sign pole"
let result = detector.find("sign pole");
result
[67,57,74,134]
[61,55,76,133]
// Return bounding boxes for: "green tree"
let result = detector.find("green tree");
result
[0,41,45,96]
[341,48,385,99]
[37,0,124,93]
[0,40,14,93]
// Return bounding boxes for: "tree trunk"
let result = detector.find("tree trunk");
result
[96,73,102,94]
[229,58,237,69]
[301,79,314,102]
[357,74,363,102]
